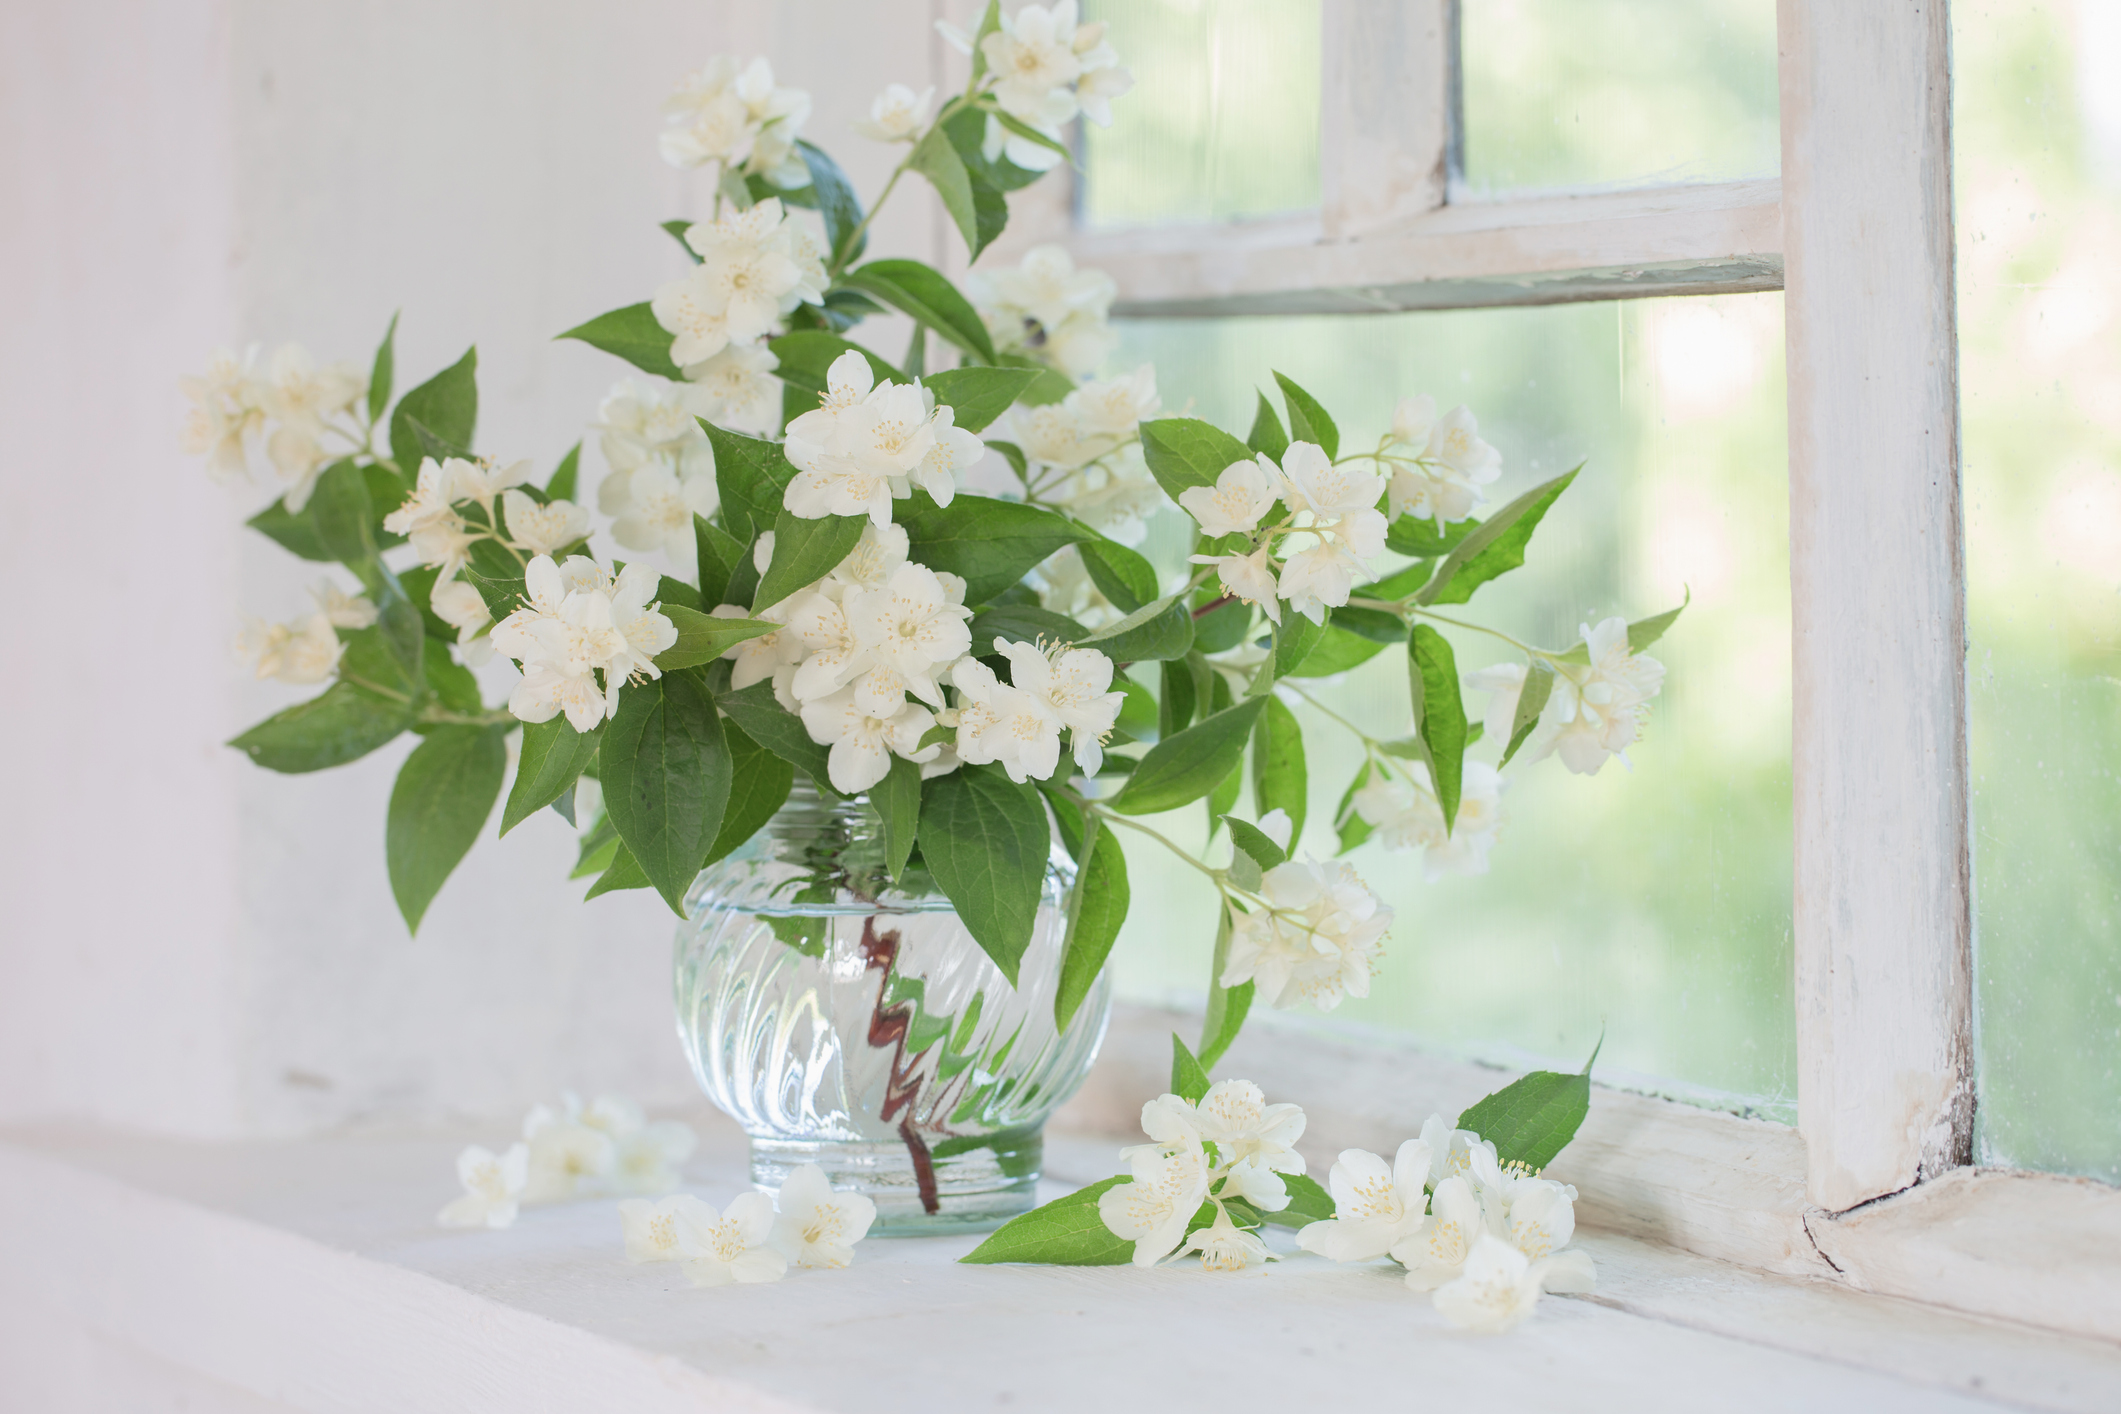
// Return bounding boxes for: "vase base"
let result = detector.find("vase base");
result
[749,1129,1042,1236]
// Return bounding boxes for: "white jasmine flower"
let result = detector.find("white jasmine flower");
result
[854,82,934,142]
[1393,1172,1487,1289]
[450,457,534,511]
[1025,546,1119,630]
[599,381,715,482]
[678,1192,789,1286]
[493,555,673,731]
[1500,1177,1580,1259]
[310,580,377,630]
[618,1194,691,1262]
[1538,618,1666,775]
[258,342,364,430]
[1098,1137,1212,1267]
[1145,1078,1307,1211]
[782,352,926,525]
[769,1163,877,1269]
[714,602,802,707]
[1352,761,1506,880]
[431,577,492,645]
[1191,545,1283,625]
[1425,404,1502,487]
[801,688,940,794]
[1009,402,1099,471]
[1390,394,1437,448]
[501,489,591,557]
[660,55,811,185]
[1182,1204,1272,1272]
[1416,1111,1494,1189]
[1273,442,1388,625]
[1221,858,1393,1012]
[683,340,781,435]
[437,1143,530,1229]
[1068,364,1159,437]
[982,3,1085,127]
[383,457,463,537]
[994,638,1125,777]
[785,589,867,703]
[1075,47,1136,127]
[1466,661,1528,752]
[966,245,1118,379]
[608,461,719,560]
[522,1101,619,1203]
[950,657,1065,784]
[910,404,978,508]
[1043,444,1164,546]
[685,199,809,344]
[825,520,910,598]
[842,564,975,713]
[1178,454,1281,537]
[1431,1232,1596,1334]
[1386,400,1502,525]
[614,1122,696,1195]
[179,346,263,482]
[236,612,344,686]
[1296,1141,1432,1262]
[409,515,477,580]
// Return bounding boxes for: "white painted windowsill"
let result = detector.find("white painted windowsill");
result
[5,1110,2119,1414]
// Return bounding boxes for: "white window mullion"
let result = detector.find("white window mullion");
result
[1778,0,1972,1213]
[1317,0,1453,239]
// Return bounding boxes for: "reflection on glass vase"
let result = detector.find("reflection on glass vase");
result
[675,780,1111,1235]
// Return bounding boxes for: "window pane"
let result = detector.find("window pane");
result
[1460,0,1779,194]
[1106,295,1794,1116]
[1080,0,1320,227]
[1957,0,2121,1183]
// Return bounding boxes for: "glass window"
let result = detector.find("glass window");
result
[1079,0,1321,227]
[1459,0,1780,194]
[1105,293,1795,1117]
[1957,0,2121,1184]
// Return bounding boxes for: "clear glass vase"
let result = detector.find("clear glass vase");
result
[674,780,1112,1234]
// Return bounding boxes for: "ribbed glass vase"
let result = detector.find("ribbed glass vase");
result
[673,780,1112,1234]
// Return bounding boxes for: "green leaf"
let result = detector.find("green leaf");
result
[1199,905,1253,1069]
[1334,762,1377,854]
[1081,595,1194,663]
[1193,596,1250,655]
[386,725,507,932]
[389,347,478,477]
[656,605,775,671]
[1077,536,1157,612]
[366,311,398,426]
[1251,695,1307,845]
[1246,391,1290,460]
[661,219,702,263]
[897,494,1087,605]
[571,814,620,879]
[1552,591,1691,665]
[766,330,906,395]
[1170,1033,1212,1102]
[585,840,654,899]
[987,108,1074,164]
[970,604,1087,649]
[1056,811,1127,1032]
[1261,1173,1336,1229]
[422,646,482,713]
[1499,659,1556,769]
[1110,696,1267,816]
[502,718,602,837]
[1272,372,1339,459]
[920,366,1041,432]
[600,673,733,915]
[1206,669,1242,830]
[917,764,1051,985]
[558,304,681,380]
[714,678,841,796]
[1407,624,1468,833]
[1290,625,1388,679]
[1331,606,1407,644]
[228,681,415,774]
[694,514,748,605]
[959,1177,1132,1266]
[1139,418,1257,503]
[545,442,581,502]
[705,719,795,867]
[1274,611,1330,678]
[1456,1069,1593,1175]
[1224,816,1289,873]
[1116,673,1158,741]
[1385,515,1477,558]
[307,459,376,566]
[874,752,923,882]
[701,423,795,541]
[655,574,704,615]
[908,124,985,257]
[338,622,419,700]
[842,259,996,364]
[245,497,331,560]
[798,139,867,266]
[1159,655,1197,738]
[1419,468,1579,607]
[755,509,865,612]
[942,101,1044,195]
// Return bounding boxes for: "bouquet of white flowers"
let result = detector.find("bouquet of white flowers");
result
[190,3,1678,1278]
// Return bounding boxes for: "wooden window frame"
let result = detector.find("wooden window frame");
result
[933,0,2121,1338]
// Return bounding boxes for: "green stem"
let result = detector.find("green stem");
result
[419,704,516,728]
[338,672,412,705]
[1080,801,1224,884]
[1407,607,1547,659]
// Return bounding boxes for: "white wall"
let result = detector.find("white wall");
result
[0,0,939,1137]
